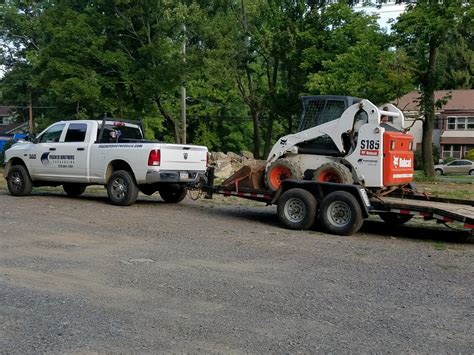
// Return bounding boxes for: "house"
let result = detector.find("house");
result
[0,106,27,135]
[395,90,474,159]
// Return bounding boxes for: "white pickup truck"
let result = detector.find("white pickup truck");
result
[3,120,208,205]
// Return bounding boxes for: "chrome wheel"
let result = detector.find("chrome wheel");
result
[111,177,127,200]
[284,197,306,223]
[9,171,23,193]
[326,201,351,227]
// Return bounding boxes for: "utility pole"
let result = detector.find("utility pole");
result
[181,24,187,144]
[28,93,34,135]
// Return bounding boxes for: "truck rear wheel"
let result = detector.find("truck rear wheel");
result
[7,165,32,196]
[277,188,317,230]
[319,191,363,236]
[159,183,187,203]
[312,162,353,184]
[63,183,86,197]
[379,212,413,225]
[107,170,138,206]
[266,158,302,191]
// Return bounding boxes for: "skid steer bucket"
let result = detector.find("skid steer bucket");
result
[221,164,266,190]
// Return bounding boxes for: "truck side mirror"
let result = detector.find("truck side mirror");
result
[28,134,37,143]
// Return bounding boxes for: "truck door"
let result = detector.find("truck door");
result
[29,123,66,179]
[58,122,89,181]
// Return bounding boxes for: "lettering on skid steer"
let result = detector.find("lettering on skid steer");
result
[393,156,412,168]
[280,139,287,145]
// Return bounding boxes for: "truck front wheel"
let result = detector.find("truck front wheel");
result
[63,183,86,197]
[159,183,187,203]
[319,191,363,236]
[277,188,317,230]
[7,165,33,196]
[107,170,138,206]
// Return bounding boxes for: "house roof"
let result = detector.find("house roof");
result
[0,106,14,116]
[394,90,474,112]
[0,122,28,135]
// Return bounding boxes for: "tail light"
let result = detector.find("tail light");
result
[148,149,160,166]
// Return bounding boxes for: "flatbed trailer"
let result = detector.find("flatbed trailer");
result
[203,167,474,236]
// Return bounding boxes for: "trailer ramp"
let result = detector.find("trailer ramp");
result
[374,196,474,231]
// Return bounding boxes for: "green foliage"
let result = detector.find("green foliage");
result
[1,0,472,156]
[465,149,474,161]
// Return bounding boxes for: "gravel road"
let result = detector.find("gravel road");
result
[0,189,473,353]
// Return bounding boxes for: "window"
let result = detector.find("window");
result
[447,117,456,130]
[65,123,87,142]
[38,124,65,143]
[298,99,347,131]
[457,117,466,130]
[467,118,474,130]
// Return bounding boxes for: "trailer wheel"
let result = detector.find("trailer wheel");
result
[266,158,302,191]
[277,188,317,230]
[319,191,363,236]
[159,183,187,203]
[312,162,353,184]
[107,170,138,206]
[63,183,87,197]
[379,213,413,225]
[7,165,32,196]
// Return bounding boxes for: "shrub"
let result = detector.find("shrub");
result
[414,144,439,170]
[465,149,474,161]
[0,140,14,165]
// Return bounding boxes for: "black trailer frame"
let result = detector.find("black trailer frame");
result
[203,167,474,236]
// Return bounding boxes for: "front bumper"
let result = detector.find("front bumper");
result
[145,170,205,184]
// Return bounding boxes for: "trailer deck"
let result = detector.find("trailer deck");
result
[371,196,474,230]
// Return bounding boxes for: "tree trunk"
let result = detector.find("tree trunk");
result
[421,41,438,177]
[263,113,274,159]
[251,108,260,159]
[155,96,181,144]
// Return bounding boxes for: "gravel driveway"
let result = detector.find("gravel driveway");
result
[0,190,473,353]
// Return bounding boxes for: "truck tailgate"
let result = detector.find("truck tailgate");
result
[160,144,207,170]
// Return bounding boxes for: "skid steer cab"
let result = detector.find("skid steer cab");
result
[264,95,414,192]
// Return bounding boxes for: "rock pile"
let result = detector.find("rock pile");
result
[209,151,265,180]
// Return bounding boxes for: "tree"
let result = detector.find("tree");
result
[394,0,472,177]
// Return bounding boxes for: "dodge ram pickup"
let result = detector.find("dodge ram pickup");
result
[3,120,208,206]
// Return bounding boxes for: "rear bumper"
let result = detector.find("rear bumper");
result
[145,170,205,184]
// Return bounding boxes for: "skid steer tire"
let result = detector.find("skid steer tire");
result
[312,162,353,184]
[266,158,302,191]
[277,188,317,230]
[319,191,364,236]
[378,213,413,225]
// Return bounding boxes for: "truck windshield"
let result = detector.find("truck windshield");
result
[97,124,143,143]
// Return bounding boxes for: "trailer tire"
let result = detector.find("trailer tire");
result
[159,183,187,203]
[319,191,363,236]
[266,158,302,191]
[107,170,138,206]
[312,162,353,184]
[379,213,413,225]
[7,165,33,196]
[63,183,87,197]
[277,188,317,230]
